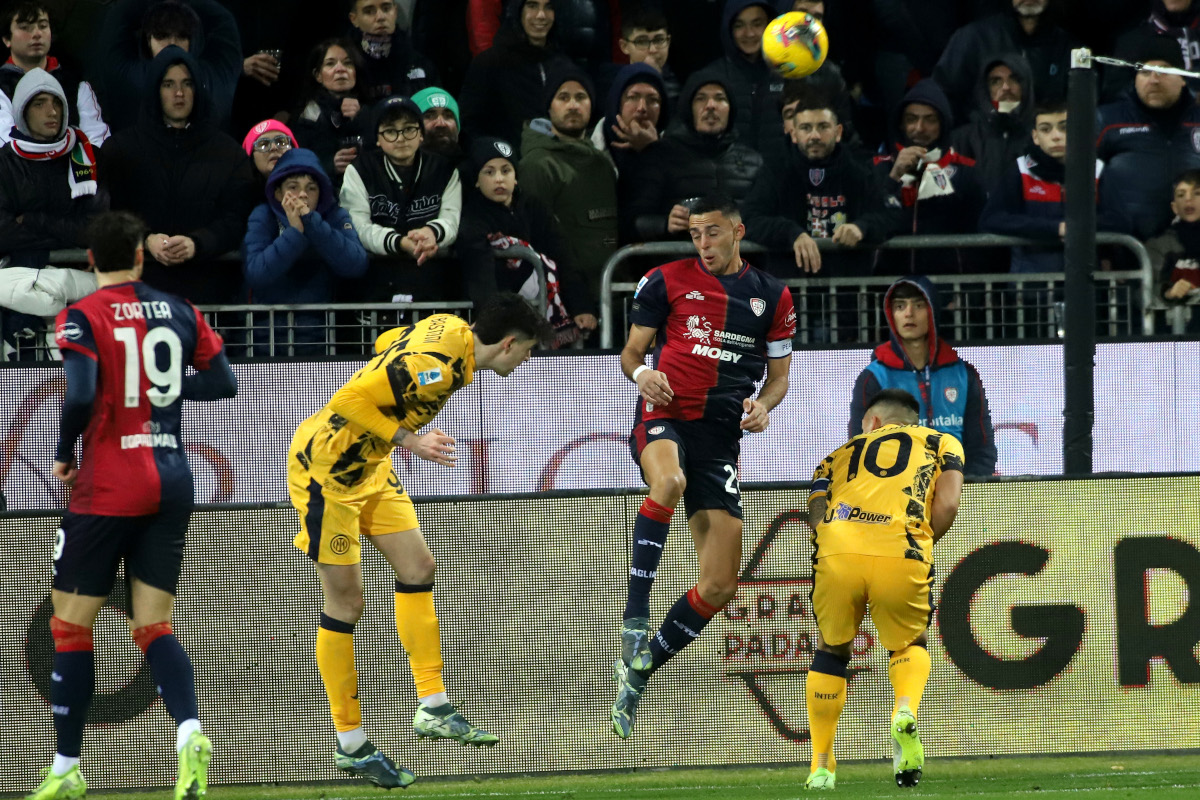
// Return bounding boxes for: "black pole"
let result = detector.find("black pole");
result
[1063,51,1097,475]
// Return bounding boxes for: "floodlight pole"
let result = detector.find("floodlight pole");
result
[1063,48,1097,475]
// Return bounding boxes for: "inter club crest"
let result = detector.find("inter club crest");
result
[944,386,958,403]
[808,168,825,186]
[750,298,766,317]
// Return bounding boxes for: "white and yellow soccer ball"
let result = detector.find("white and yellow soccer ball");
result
[761,11,829,79]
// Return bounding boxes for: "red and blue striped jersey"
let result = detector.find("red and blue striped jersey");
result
[54,281,224,515]
[629,257,795,426]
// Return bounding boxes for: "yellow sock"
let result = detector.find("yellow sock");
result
[394,583,446,698]
[316,614,361,732]
[806,652,848,774]
[889,644,931,717]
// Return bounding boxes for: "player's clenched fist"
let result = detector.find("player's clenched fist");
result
[635,368,674,407]
[396,427,458,467]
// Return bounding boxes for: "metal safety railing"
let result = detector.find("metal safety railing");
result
[0,244,550,362]
[598,233,1159,348]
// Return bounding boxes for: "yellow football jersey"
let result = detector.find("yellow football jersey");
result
[808,423,964,563]
[291,315,476,489]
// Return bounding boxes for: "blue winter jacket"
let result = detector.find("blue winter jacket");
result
[849,276,997,477]
[242,148,367,305]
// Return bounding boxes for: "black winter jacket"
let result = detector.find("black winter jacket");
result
[950,52,1037,192]
[291,89,370,186]
[346,25,439,104]
[100,48,256,304]
[458,0,574,151]
[0,149,108,267]
[934,8,1080,124]
[629,70,763,241]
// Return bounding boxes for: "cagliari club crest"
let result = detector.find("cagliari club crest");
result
[809,168,824,186]
[750,298,766,316]
[944,386,958,403]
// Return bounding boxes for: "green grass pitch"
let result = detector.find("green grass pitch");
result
[74,753,1200,799]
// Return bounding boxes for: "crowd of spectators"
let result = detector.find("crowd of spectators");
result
[0,0,1198,352]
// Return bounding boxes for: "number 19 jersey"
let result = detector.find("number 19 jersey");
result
[54,281,225,516]
[809,424,964,564]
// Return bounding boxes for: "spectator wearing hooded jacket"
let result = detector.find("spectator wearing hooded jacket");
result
[934,0,1081,126]
[1106,1,1200,101]
[950,52,1037,192]
[872,79,988,275]
[850,276,997,478]
[95,0,242,133]
[698,0,787,158]
[291,38,369,184]
[0,68,106,268]
[346,0,438,103]
[242,147,367,355]
[339,95,462,302]
[459,0,573,152]
[0,1,108,147]
[518,66,614,317]
[629,70,762,241]
[100,46,255,304]
[1096,36,1200,241]
[458,136,595,343]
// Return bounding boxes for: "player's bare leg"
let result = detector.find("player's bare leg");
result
[612,440,685,738]
[316,562,414,787]
[370,529,497,747]
[888,633,929,788]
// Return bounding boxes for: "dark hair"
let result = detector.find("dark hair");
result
[688,193,741,220]
[299,37,365,108]
[889,281,925,301]
[88,212,147,273]
[1174,169,1200,190]
[865,389,920,424]
[377,99,421,130]
[472,293,552,345]
[621,6,668,38]
[141,0,199,48]
[2,1,48,34]
[789,85,838,122]
[1033,99,1068,119]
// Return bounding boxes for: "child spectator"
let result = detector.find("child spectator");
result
[457,136,593,347]
[1150,169,1200,331]
[292,38,368,184]
[339,95,461,302]
[242,147,367,356]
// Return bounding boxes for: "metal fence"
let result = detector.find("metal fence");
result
[598,233,1159,347]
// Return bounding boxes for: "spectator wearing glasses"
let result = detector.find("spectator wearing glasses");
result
[292,38,370,186]
[608,7,679,110]
[340,95,462,301]
[100,47,255,304]
[243,119,299,193]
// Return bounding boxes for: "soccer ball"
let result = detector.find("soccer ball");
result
[761,12,828,79]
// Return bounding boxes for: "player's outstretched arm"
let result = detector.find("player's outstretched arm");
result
[622,323,673,406]
[182,352,237,401]
[930,469,964,543]
[392,428,457,467]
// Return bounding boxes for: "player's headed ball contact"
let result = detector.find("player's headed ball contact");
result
[761,11,828,80]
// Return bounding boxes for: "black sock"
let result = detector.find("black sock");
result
[145,634,199,723]
[624,497,674,621]
[51,649,94,758]
[646,586,720,674]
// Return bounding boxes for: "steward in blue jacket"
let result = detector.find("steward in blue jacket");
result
[850,276,997,477]
[242,147,367,355]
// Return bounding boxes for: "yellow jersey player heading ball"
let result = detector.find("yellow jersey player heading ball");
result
[287,294,549,789]
[804,389,964,790]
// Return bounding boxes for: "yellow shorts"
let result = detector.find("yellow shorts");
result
[811,553,934,652]
[289,460,419,565]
